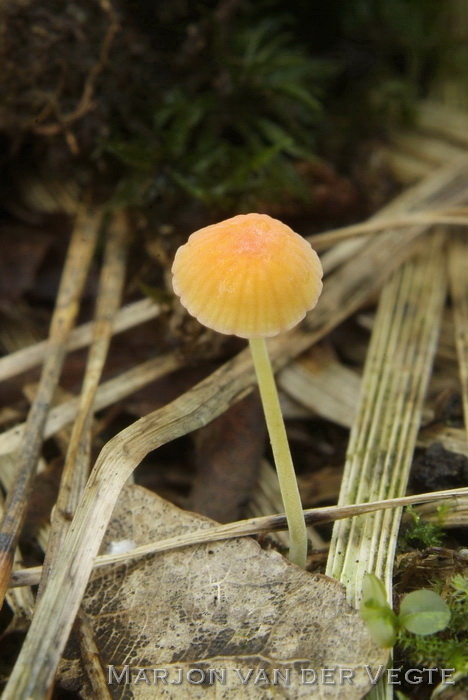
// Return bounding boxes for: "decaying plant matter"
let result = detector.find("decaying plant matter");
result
[0,3,467,699]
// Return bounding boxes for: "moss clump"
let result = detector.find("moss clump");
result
[400,505,447,550]
[105,12,335,214]
[0,0,453,219]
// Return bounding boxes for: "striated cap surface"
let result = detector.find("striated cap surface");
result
[171,213,323,338]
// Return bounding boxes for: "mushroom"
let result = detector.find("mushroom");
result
[172,213,323,567]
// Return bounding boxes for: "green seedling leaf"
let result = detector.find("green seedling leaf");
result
[360,574,398,648]
[399,589,451,636]
[361,609,399,648]
[361,573,390,610]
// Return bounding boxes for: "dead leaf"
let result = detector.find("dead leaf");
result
[191,391,267,522]
[59,485,387,699]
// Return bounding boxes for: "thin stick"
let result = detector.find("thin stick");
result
[0,206,100,605]
[249,337,307,567]
[38,211,129,595]
[0,355,181,457]
[0,297,162,383]
[9,486,468,589]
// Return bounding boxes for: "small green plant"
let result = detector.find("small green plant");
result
[401,505,446,549]
[398,574,468,678]
[360,573,451,649]
[360,573,400,648]
[399,589,451,636]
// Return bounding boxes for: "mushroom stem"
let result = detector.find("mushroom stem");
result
[249,337,307,568]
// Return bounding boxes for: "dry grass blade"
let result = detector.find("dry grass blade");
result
[414,493,468,529]
[39,211,129,595]
[2,215,432,698]
[418,100,468,147]
[417,426,467,455]
[278,348,360,428]
[74,609,113,699]
[388,130,465,168]
[1,490,35,630]
[448,231,468,442]
[279,350,467,455]
[0,205,100,605]
[384,150,431,185]
[326,231,448,700]
[308,208,468,252]
[326,231,448,599]
[0,297,162,383]
[0,355,181,456]
[320,153,468,274]
[384,107,468,184]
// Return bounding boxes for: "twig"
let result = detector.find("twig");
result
[0,297,162,382]
[38,211,129,595]
[0,206,100,606]
[9,487,468,589]
[0,355,181,458]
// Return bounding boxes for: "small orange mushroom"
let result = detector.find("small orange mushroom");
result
[172,213,323,567]
[172,213,322,339]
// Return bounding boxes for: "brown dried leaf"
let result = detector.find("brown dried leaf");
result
[59,485,387,699]
[191,392,267,522]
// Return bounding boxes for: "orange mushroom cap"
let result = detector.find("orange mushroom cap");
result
[171,213,323,339]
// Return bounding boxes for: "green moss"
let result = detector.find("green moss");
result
[400,505,446,550]
[105,14,335,213]
[0,0,453,218]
